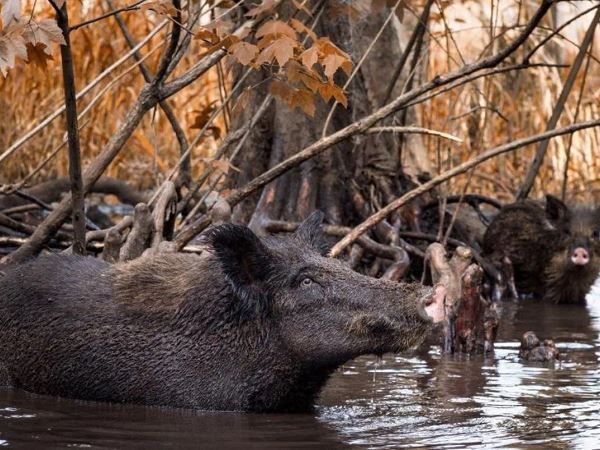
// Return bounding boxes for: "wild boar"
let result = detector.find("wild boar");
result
[483,195,600,304]
[0,212,444,412]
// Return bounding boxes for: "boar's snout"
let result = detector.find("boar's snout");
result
[571,247,590,266]
[420,284,446,324]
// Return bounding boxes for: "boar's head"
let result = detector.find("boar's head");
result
[206,211,444,368]
[544,195,600,303]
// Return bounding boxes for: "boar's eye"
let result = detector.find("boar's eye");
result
[593,229,600,240]
[300,277,313,288]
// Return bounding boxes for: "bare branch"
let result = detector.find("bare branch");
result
[55,3,86,255]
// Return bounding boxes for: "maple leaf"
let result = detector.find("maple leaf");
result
[269,80,315,117]
[23,19,66,52]
[201,34,240,57]
[26,42,52,70]
[290,18,316,42]
[256,20,297,40]
[228,41,258,65]
[194,27,220,46]
[290,88,315,117]
[255,36,295,67]
[1,0,21,27]
[318,82,348,107]
[299,46,318,70]
[245,0,274,18]
[315,37,351,60]
[285,60,322,92]
[0,23,26,77]
[322,53,351,81]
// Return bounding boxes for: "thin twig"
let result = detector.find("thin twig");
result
[364,126,462,143]
[562,42,593,200]
[382,0,434,105]
[69,0,146,31]
[56,3,86,255]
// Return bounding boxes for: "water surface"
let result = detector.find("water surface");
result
[1,283,600,449]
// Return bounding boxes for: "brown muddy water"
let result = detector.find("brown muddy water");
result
[1,284,600,449]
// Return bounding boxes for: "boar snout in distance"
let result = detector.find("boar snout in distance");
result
[0,210,443,412]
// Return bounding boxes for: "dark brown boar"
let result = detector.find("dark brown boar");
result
[483,195,600,304]
[0,212,444,412]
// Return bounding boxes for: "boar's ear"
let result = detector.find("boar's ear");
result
[295,210,329,256]
[205,224,274,310]
[545,194,571,223]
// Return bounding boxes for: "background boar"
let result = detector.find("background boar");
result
[483,195,600,304]
[0,212,444,412]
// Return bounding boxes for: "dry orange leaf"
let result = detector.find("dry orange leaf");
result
[255,36,296,67]
[299,46,318,70]
[256,20,297,40]
[322,53,351,80]
[269,80,315,117]
[228,41,258,65]
[319,82,348,107]
[195,27,220,46]
[286,60,322,92]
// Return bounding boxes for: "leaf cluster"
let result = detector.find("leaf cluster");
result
[0,0,66,76]
[196,1,353,116]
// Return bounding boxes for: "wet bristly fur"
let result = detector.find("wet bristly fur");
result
[0,212,433,412]
[483,195,600,304]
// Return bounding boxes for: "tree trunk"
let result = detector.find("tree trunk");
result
[226,3,431,264]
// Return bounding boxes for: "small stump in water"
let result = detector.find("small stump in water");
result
[519,331,560,362]
[427,243,499,354]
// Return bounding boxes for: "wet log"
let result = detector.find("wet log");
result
[427,243,498,354]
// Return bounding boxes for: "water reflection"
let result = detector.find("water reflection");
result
[319,279,600,449]
[1,281,600,449]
